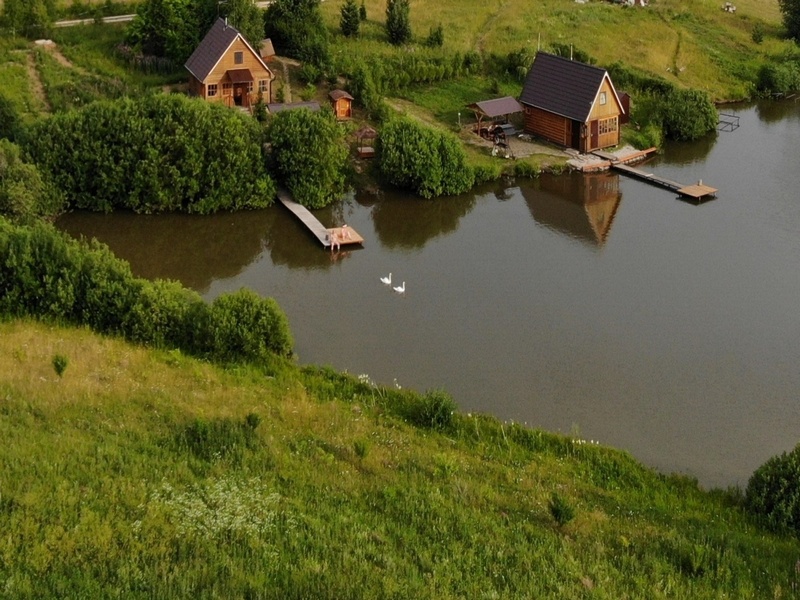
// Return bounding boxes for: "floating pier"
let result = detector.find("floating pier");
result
[276,189,364,249]
[592,151,717,201]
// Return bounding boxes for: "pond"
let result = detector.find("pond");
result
[57,100,800,489]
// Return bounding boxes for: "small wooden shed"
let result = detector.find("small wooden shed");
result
[329,90,354,120]
[185,18,274,109]
[519,52,624,153]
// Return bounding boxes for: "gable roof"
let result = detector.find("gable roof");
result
[519,52,621,123]
[467,96,523,118]
[185,18,271,83]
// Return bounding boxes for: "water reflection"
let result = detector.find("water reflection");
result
[370,189,477,249]
[57,210,270,292]
[754,98,800,123]
[659,130,718,165]
[522,172,622,247]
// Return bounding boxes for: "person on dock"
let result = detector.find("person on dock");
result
[330,231,340,252]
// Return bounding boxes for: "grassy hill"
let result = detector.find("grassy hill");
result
[1,319,798,598]
[321,0,788,101]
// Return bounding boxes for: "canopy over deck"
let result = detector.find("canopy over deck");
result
[467,96,524,119]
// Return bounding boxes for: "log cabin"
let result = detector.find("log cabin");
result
[519,52,624,153]
[185,18,275,110]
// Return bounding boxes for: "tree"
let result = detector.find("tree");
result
[266,108,348,209]
[386,0,410,46]
[199,0,264,53]
[340,0,360,37]
[265,0,330,67]
[0,95,23,143]
[125,0,199,63]
[377,117,474,198]
[359,0,367,21]
[746,443,800,536]
[1,0,56,38]
[661,88,718,141]
[0,139,63,223]
[778,0,800,40]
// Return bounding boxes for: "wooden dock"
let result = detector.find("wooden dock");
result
[276,189,364,249]
[594,153,718,201]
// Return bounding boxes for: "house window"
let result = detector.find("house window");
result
[234,51,244,65]
[247,81,254,93]
[599,91,607,105]
[598,117,618,135]
[258,79,268,93]
[223,83,233,94]
[207,83,218,97]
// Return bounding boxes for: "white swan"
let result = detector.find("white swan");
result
[393,281,405,294]
[380,272,392,285]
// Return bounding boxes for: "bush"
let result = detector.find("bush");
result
[513,161,540,179]
[0,220,294,362]
[266,108,348,209]
[377,117,474,198]
[756,61,800,95]
[265,0,330,67]
[0,95,23,143]
[549,492,575,526]
[472,163,502,184]
[662,88,718,141]
[402,389,456,431]
[205,289,294,361]
[52,354,68,378]
[745,444,800,536]
[0,140,65,223]
[425,24,444,48]
[25,95,275,214]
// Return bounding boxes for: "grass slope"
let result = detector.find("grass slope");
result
[1,319,798,598]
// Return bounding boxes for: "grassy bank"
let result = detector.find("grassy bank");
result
[1,319,798,598]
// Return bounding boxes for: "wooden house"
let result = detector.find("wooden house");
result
[185,18,274,109]
[329,90,354,120]
[519,52,624,153]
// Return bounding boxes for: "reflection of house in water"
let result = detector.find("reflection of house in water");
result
[522,173,622,247]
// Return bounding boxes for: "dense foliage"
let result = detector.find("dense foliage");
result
[0,140,63,224]
[25,94,275,214]
[126,0,264,64]
[746,444,800,537]
[661,88,718,141]
[0,0,55,38]
[386,0,411,46]
[0,219,293,359]
[377,117,474,199]
[779,0,800,41]
[340,0,360,37]
[0,94,23,143]
[265,0,330,67]
[266,108,348,209]
[757,58,800,95]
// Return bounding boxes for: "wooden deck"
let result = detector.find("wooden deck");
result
[276,189,364,249]
[603,160,717,201]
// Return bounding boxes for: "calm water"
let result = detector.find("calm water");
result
[57,100,800,489]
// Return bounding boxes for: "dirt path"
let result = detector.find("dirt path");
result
[474,0,509,54]
[25,50,51,114]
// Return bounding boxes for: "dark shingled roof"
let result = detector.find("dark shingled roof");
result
[467,96,523,118]
[329,89,354,101]
[520,52,612,123]
[185,19,241,82]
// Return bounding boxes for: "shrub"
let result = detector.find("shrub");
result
[265,0,330,67]
[206,289,294,360]
[0,220,294,362]
[752,23,765,44]
[25,95,275,214]
[0,95,23,143]
[377,117,474,198]
[472,163,502,184]
[513,161,540,179]
[425,24,444,48]
[661,88,718,141]
[549,492,575,526]
[0,140,65,223]
[266,108,348,209]
[403,389,456,431]
[756,61,800,95]
[52,354,68,378]
[745,444,800,536]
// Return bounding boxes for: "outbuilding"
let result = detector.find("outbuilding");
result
[329,90,354,120]
[519,52,624,153]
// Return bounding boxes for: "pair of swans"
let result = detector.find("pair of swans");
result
[380,273,405,294]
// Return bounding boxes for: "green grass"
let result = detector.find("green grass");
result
[322,0,789,102]
[1,319,798,598]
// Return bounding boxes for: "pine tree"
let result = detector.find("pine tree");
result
[385,0,410,46]
[340,0,360,37]
[359,0,367,21]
